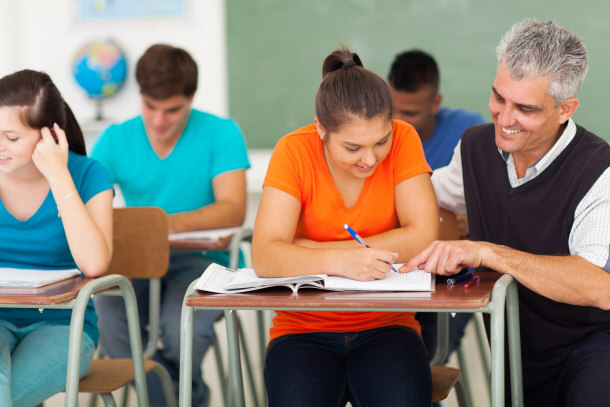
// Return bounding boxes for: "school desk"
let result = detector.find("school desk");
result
[171,229,265,407]
[178,271,523,407]
[0,274,150,407]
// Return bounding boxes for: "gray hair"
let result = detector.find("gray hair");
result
[496,19,588,106]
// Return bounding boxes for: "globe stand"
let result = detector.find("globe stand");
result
[94,98,104,121]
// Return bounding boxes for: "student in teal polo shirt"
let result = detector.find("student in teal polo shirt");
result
[0,69,113,406]
[92,44,250,407]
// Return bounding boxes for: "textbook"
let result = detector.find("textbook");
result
[0,268,81,288]
[194,263,435,294]
[169,227,242,242]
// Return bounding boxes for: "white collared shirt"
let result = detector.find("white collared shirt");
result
[432,118,610,271]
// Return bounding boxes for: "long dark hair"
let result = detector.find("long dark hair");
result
[315,45,393,133]
[0,69,86,155]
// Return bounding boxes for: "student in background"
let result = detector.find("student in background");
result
[388,49,485,367]
[405,20,610,406]
[0,70,113,406]
[252,46,438,407]
[388,49,485,170]
[92,44,250,407]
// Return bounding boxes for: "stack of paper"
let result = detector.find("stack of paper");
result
[169,227,243,242]
[0,268,81,288]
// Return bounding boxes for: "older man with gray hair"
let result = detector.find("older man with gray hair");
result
[404,19,610,406]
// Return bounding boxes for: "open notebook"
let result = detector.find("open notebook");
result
[195,263,435,294]
[0,268,81,288]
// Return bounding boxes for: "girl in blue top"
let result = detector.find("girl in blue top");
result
[0,70,113,406]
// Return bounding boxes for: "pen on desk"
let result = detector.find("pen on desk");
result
[446,270,473,285]
[343,224,398,272]
[464,275,480,289]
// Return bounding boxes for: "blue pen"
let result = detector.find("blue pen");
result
[446,270,473,286]
[343,224,398,272]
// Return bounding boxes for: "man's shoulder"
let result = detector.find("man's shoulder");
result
[188,109,238,129]
[572,123,610,166]
[101,116,144,138]
[438,107,485,126]
[575,123,610,149]
[461,123,496,149]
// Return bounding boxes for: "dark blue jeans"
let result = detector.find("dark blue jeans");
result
[264,325,431,407]
[416,312,473,362]
[514,324,610,407]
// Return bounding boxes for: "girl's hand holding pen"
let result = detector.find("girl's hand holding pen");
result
[343,224,399,273]
[339,247,398,281]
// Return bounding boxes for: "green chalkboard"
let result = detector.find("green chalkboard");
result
[228,1,610,148]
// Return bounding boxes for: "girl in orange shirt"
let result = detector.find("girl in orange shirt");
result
[252,46,439,407]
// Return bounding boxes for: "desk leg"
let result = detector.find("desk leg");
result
[507,282,523,407]
[180,301,195,407]
[122,281,150,407]
[226,309,245,407]
[257,310,268,406]
[65,302,86,407]
[490,293,506,407]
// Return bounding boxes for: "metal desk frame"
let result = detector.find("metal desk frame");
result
[0,275,149,407]
[179,272,523,407]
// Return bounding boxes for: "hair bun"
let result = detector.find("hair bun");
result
[342,60,357,68]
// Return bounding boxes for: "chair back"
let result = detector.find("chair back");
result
[108,207,169,279]
[439,208,459,241]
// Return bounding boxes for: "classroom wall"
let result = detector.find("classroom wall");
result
[3,1,608,151]
[0,0,228,125]
[227,0,610,148]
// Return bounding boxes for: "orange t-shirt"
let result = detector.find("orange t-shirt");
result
[263,119,432,341]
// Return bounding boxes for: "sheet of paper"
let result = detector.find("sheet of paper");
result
[194,263,241,293]
[169,227,243,242]
[323,268,433,291]
[0,268,81,288]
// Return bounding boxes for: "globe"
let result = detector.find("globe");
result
[72,40,127,101]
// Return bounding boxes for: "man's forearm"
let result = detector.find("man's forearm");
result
[484,243,610,310]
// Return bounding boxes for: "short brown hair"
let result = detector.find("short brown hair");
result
[135,44,198,99]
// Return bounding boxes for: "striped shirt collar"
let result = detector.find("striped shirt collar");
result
[499,118,577,187]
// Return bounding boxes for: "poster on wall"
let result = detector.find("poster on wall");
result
[77,0,187,22]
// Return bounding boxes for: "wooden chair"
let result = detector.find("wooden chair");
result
[81,206,176,407]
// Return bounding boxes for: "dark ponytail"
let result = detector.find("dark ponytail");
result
[315,45,393,133]
[0,69,87,155]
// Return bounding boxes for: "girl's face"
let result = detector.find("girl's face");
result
[317,114,393,180]
[0,106,41,174]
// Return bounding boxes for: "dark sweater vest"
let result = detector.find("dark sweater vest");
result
[461,123,610,390]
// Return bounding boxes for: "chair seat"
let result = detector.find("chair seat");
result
[431,365,461,402]
[78,358,158,393]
